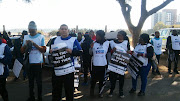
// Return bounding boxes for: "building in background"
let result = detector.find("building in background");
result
[177,14,180,24]
[151,9,177,29]
[163,9,177,25]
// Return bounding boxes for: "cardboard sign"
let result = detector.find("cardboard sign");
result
[13,59,23,78]
[51,43,74,76]
[127,55,144,79]
[108,51,130,75]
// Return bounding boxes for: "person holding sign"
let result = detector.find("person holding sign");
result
[21,21,46,101]
[13,30,28,81]
[166,30,180,74]
[108,31,130,98]
[50,24,82,101]
[151,31,162,75]
[129,34,154,96]
[0,39,12,101]
[89,30,110,98]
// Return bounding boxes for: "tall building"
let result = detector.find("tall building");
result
[163,9,177,25]
[151,9,177,29]
[177,14,180,23]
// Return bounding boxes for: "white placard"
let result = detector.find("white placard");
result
[54,63,75,76]
[13,59,23,78]
[108,63,126,75]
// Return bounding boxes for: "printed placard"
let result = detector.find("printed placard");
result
[51,43,74,76]
[127,55,144,79]
[108,51,130,75]
[13,59,23,78]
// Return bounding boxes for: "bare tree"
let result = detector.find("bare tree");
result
[117,0,174,47]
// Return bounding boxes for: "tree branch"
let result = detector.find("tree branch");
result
[117,0,134,30]
[141,0,147,16]
[148,0,174,16]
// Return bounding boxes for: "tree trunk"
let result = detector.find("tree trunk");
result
[129,27,141,47]
[117,0,173,48]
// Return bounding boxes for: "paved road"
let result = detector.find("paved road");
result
[1,54,180,101]
[1,69,180,101]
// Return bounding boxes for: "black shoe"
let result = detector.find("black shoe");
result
[108,91,113,98]
[174,70,179,74]
[156,71,161,75]
[23,77,27,81]
[168,71,172,74]
[26,97,35,101]
[119,91,125,98]
[98,94,103,98]
[129,88,136,93]
[138,91,145,96]
[13,77,18,81]
[152,71,156,75]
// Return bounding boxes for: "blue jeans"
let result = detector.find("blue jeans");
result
[132,63,151,92]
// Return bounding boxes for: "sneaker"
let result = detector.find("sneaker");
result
[119,91,125,98]
[108,94,113,98]
[129,88,136,93]
[152,71,156,75]
[156,71,161,75]
[99,94,103,98]
[174,70,179,74]
[9,69,13,72]
[108,92,113,98]
[23,77,27,81]
[13,77,18,82]
[168,71,172,74]
[138,91,145,96]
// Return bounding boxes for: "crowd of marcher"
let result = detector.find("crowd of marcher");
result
[0,21,179,101]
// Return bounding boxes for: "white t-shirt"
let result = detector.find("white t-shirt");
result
[23,34,45,64]
[110,40,128,52]
[92,41,109,66]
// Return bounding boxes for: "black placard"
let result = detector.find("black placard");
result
[110,51,130,67]
[52,47,71,67]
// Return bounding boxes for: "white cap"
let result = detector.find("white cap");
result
[28,21,37,29]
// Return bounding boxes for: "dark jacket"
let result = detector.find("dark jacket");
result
[13,38,23,59]
[82,35,93,62]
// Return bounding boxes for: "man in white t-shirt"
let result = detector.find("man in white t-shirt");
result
[21,21,46,101]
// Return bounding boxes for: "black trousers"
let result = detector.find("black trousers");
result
[109,72,124,94]
[52,73,74,101]
[28,65,42,99]
[0,78,8,101]
[168,50,179,71]
[152,55,161,72]
[90,66,106,93]
[83,60,91,83]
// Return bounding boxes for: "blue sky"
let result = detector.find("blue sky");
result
[0,0,179,31]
